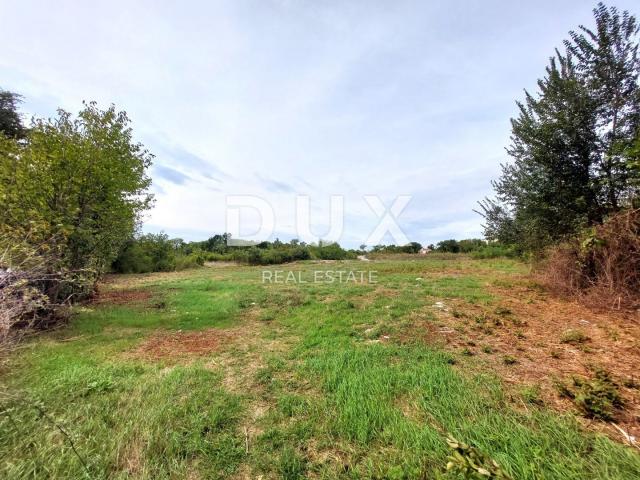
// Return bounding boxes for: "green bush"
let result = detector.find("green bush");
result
[557,369,623,420]
[471,244,518,259]
[204,252,234,262]
[175,252,205,270]
[309,243,353,260]
[112,233,177,273]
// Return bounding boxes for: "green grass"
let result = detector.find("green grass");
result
[1,256,639,479]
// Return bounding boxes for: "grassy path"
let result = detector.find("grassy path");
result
[1,257,639,478]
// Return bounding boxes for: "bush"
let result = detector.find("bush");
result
[175,252,205,270]
[471,244,518,259]
[231,245,312,265]
[558,369,623,420]
[436,239,461,253]
[112,233,176,273]
[309,243,352,260]
[0,233,92,345]
[205,252,234,262]
[559,329,589,345]
[541,209,640,310]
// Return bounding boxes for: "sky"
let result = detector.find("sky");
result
[2,0,638,247]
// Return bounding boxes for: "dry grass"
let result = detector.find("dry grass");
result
[399,276,640,444]
[541,209,640,311]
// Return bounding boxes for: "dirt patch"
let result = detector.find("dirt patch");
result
[130,329,235,361]
[398,278,640,445]
[93,288,154,306]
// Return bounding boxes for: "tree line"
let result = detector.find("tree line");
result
[478,3,640,309]
[478,3,639,253]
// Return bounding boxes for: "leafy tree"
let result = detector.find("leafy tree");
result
[566,3,640,210]
[0,89,25,139]
[458,239,486,253]
[112,233,175,273]
[404,241,423,253]
[436,239,460,253]
[0,102,153,274]
[479,3,640,252]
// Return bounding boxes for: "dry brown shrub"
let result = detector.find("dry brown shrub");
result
[541,209,640,310]
[0,232,94,349]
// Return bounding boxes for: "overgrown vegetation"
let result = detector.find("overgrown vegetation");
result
[2,257,638,478]
[478,3,640,308]
[0,95,153,341]
[556,369,624,420]
[111,235,357,272]
[542,209,640,309]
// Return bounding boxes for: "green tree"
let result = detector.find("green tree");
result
[0,101,153,274]
[0,89,25,139]
[479,3,640,252]
[436,239,460,253]
[566,3,640,209]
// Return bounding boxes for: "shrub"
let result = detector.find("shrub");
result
[309,242,351,260]
[541,209,640,310]
[559,329,590,345]
[436,239,460,253]
[175,252,205,270]
[558,369,624,420]
[112,233,177,273]
[0,234,92,345]
[471,244,518,259]
[205,252,234,262]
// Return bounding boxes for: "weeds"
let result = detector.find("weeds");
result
[1,258,639,478]
[560,329,590,345]
[503,355,518,365]
[445,436,512,479]
[521,385,544,406]
[556,369,623,420]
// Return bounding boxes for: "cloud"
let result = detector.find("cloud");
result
[153,165,190,185]
[256,175,296,193]
[4,0,637,246]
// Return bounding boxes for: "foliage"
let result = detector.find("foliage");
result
[479,3,640,252]
[112,233,176,273]
[541,208,640,309]
[0,233,92,345]
[370,242,423,254]
[559,329,590,345]
[470,244,518,259]
[112,234,358,269]
[0,89,25,139]
[436,239,462,253]
[445,436,512,479]
[436,239,489,254]
[112,233,206,273]
[309,242,353,260]
[558,369,623,420]
[0,102,153,274]
[2,258,639,478]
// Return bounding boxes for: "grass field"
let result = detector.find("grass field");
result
[2,256,640,479]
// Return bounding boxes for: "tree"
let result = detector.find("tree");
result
[479,3,640,252]
[0,89,25,139]
[0,101,154,274]
[566,3,640,210]
[403,241,423,253]
[436,239,460,253]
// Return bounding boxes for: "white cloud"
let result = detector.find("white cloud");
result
[2,0,637,246]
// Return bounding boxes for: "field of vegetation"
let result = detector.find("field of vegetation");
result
[2,255,639,479]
